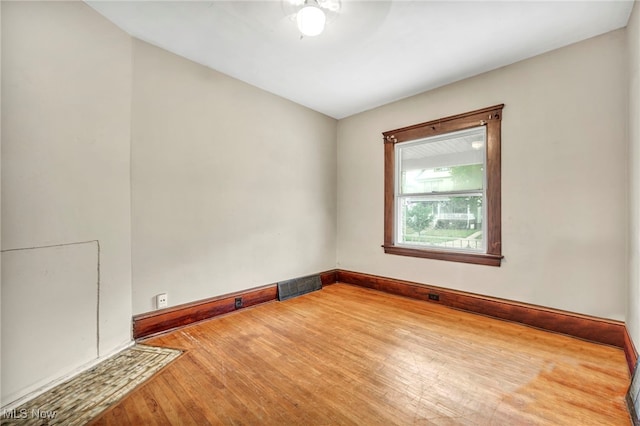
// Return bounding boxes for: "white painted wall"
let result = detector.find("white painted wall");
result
[337,29,628,320]
[1,1,132,405]
[628,0,640,349]
[130,40,337,314]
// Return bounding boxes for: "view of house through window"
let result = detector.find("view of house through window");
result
[396,126,486,252]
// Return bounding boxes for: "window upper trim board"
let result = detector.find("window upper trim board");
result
[382,104,504,267]
[383,104,504,144]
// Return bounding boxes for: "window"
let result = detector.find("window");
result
[382,105,504,266]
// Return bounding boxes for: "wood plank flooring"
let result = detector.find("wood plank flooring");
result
[90,284,631,425]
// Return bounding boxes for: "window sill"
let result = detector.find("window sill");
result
[382,245,502,267]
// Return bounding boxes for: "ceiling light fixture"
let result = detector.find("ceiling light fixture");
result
[297,1,326,37]
[284,0,341,38]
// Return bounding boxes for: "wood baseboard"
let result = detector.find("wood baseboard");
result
[625,326,639,375]
[133,270,337,339]
[337,269,626,349]
[133,267,637,375]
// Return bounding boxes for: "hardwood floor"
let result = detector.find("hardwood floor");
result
[90,284,631,425]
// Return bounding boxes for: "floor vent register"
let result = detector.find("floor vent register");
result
[277,274,322,301]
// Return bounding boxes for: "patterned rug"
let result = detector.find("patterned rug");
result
[1,345,182,425]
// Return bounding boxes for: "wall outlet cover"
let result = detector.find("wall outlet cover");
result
[157,293,168,309]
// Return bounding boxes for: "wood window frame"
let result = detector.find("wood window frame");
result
[382,104,504,267]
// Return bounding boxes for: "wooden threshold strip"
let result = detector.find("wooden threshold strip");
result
[133,270,337,339]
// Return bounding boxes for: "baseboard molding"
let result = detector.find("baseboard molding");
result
[132,268,636,375]
[337,270,627,349]
[133,270,337,339]
[625,326,639,375]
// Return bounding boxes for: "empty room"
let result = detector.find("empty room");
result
[2,0,640,424]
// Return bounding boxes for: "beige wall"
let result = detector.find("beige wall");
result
[337,29,628,320]
[130,40,337,314]
[629,0,640,349]
[1,1,132,404]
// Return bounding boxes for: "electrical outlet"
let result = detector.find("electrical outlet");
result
[157,293,168,309]
[235,297,243,309]
[428,293,440,301]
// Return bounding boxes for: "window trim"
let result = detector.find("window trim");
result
[382,104,504,267]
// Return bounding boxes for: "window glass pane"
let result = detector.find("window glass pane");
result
[397,195,484,251]
[398,127,485,194]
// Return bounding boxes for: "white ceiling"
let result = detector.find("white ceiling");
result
[85,0,634,119]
